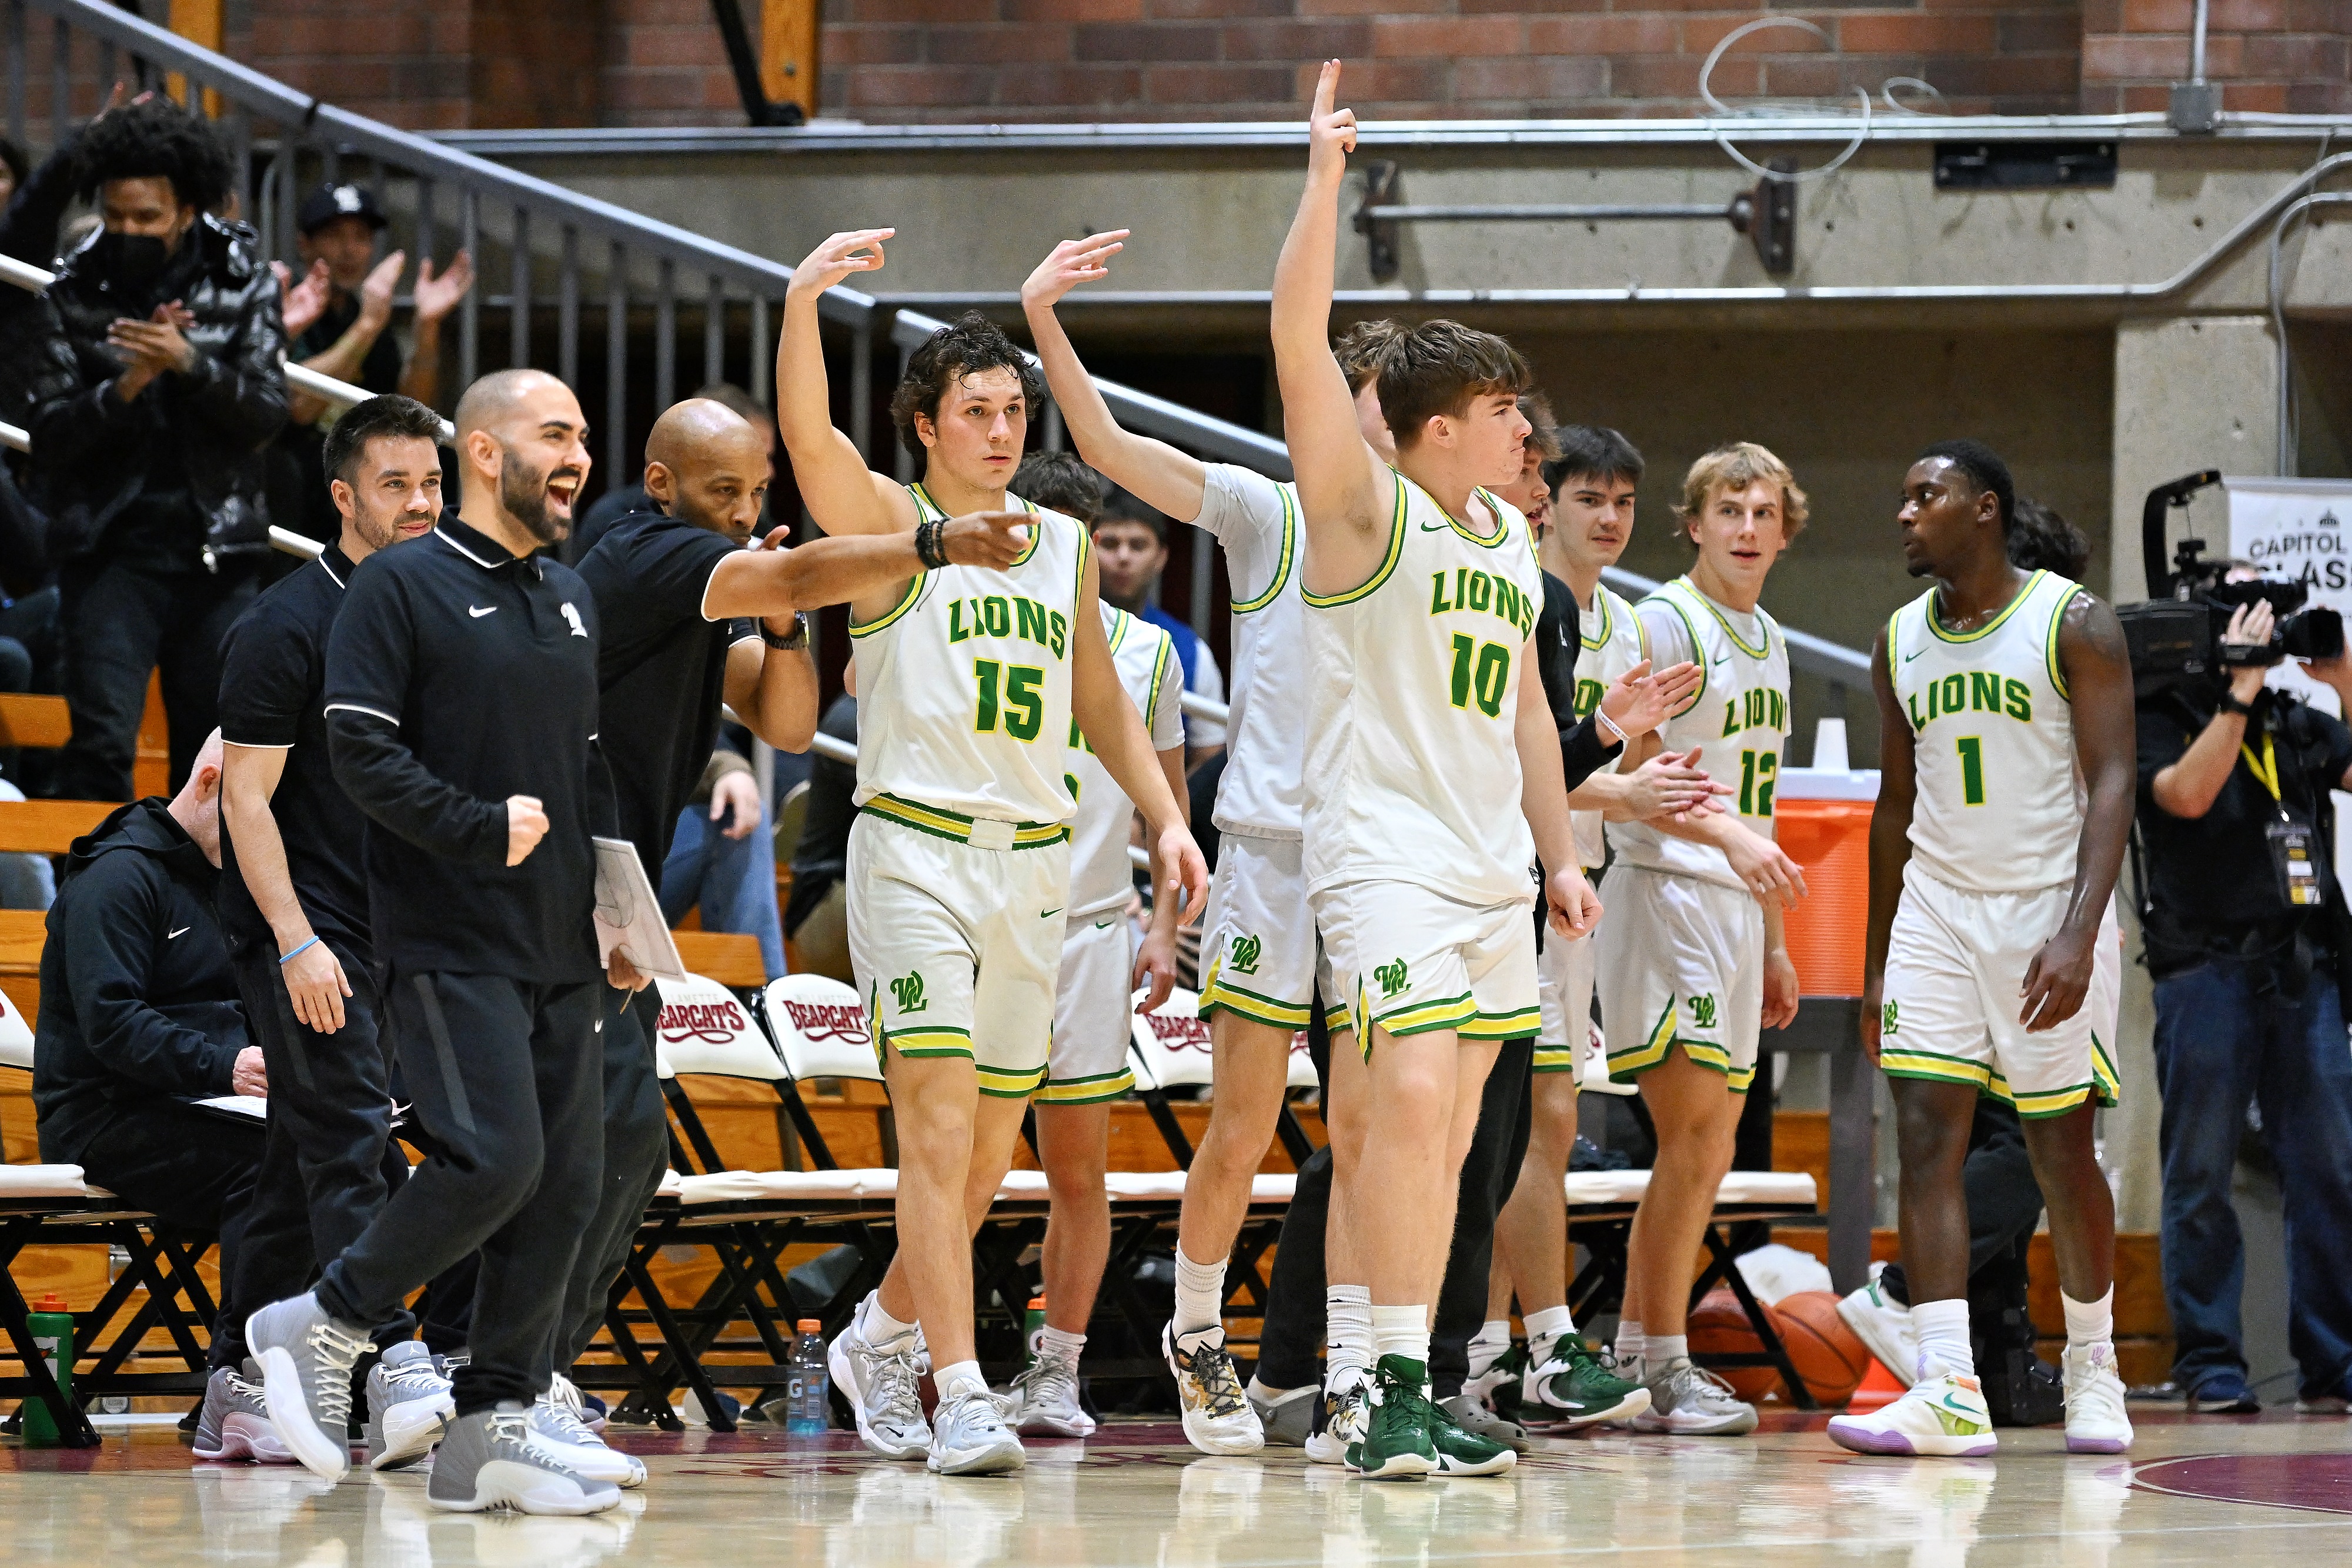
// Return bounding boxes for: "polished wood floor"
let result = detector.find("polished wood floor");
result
[4,1408,2349,1566]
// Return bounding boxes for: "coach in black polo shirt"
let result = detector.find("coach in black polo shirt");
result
[550,395,1028,1397]
[246,370,627,1516]
[218,394,442,1371]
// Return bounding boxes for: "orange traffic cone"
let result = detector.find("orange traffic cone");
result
[1846,1356,1907,1413]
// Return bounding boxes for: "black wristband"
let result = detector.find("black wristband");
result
[761,613,810,652]
[915,518,950,571]
[2217,690,2256,717]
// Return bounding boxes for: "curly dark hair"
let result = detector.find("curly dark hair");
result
[74,96,233,214]
[888,311,1045,459]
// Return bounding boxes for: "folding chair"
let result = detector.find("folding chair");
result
[1562,1168,1823,1408]
[599,971,876,1432]
[0,1005,222,1443]
[1127,986,1320,1169]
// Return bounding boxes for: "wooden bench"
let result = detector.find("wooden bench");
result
[0,695,71,751]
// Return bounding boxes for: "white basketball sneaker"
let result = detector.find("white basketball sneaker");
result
[1827,1370,1999,1457]
[2062,1343,2133,1454]
[1163,1322,1264,1455]
[1836,1275,1919,1390]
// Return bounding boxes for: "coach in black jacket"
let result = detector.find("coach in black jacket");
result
[15,97,285,800]
[32,734,303,1372]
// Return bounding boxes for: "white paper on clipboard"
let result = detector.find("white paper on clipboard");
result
[592,836,687,984]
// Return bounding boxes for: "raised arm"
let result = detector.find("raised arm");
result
[1861,625,1917,1060]
[1069,548,1209,927]
[777,229,920,538]
[1021,234,1210,521]
[703,511,1027,622]
[2021,592,2135,1032]
[1274,61,1391,599]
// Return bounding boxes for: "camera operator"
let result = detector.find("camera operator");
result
[2137,576,2352,1414]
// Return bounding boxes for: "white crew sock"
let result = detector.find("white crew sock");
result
[1912,1298,1975,1381]
[1466,1319,1512,1378]
[1174,1250,1227,1337]
[1038,1325,1085,1365]
[2061,1288,2114,1351]
[1614,1318,1645,1370]
[1372,1305,1432,1370]
[858,1291,918,1349]
[1524,1305,1576,1363]
[934,1359,987,1401]
[1325,1285,1374,1390]
[1647,1333,1689,1368]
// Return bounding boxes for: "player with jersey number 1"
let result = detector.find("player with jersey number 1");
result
[775,243,1208,1477]
[1273,61,1606,1482]
[1829,441,2137,1459]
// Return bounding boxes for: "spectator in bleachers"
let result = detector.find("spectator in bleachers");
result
[31,731,310,1402]
[18,95,287,801]
[659,747,786,980]
[274,182,472,544]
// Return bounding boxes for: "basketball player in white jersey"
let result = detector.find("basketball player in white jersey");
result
[777,245,1208,1475]
[995,453,1188,1438]
[1600,442,1813,1436]
[1478,426,1730,1426]
[1271,62,1604,1480]
[1829,441,2136,1457]
[1022,235,1402,1453]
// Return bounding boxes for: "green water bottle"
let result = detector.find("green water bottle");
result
[1021,1296,1047,1371]
[21,1292,74,1447]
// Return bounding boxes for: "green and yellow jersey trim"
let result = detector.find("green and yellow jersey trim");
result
[1579,584,1616,653]
[1670,574,1774,661]
[859,791,1070,848]
[1645,587,1713,708]
[912,482,1045,570]
[1604,995,1758,1094]
[1035,1065,1137,1105]
[1301,473,1408,609]
[1230,482,1297,614]
[1926,569,2046,646]
[1199,957,1315,1030]
[2046,583,2084,701]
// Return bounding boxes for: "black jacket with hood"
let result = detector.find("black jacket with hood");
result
[34,797,248,1161]
[18,188,285,570]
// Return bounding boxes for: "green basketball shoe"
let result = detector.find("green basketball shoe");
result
[1351,1355,1440,1481]
[1526,1339,1652,1428]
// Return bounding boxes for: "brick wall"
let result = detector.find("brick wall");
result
[820,1,2087,121]
[2081,0,2352,113]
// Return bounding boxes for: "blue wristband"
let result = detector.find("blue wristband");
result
[279,936,320,966]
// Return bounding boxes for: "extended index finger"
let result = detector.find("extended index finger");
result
[1313,58,1342,116]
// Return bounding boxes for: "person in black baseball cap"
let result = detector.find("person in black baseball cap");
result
[276,182,473,546]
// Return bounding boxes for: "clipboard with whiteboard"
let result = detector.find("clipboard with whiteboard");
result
[592,836,687,984]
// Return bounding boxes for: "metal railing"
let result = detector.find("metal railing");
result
[4,0,1873,718]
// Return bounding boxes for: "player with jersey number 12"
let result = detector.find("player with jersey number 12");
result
[774,243,1208,1477]
[1830,440,2137,1459]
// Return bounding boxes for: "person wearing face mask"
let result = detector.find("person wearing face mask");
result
[18,95,287,803]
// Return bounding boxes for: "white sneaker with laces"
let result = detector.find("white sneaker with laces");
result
[1004,1352,1095,1437]
[1305,1375,1367,1466]
[828,1325,931,1460]
[927,1388,1025,1475]
[1163,1322,1264,1455]
[245,1292,372,1480]
[1828,1370,1999,1457]
[364,1341,454,1471]
[1836,1276,1919,1390]
[1631,1357,1759,1436]
[528,1374,647,1487]
[2062,1343,2133,1454]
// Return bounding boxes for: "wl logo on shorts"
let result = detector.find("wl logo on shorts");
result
[1881,1001,1899,1037]
[1228,933,1263,975]
[1688,993,1718,1030]
[1375,958,1410,999]
[890,971,928,1015]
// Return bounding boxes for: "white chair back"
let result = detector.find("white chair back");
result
[0,985,31,1072]
[651,974,783,1082]
[761,974,883,1085]
[1129,986,1214,1090]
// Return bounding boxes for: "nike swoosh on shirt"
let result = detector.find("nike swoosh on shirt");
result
[1418,521,1453,533]
[1903,649,1923,661]
[469,605,497,618]
[167,927,190,939]
[1040,908,1063,919]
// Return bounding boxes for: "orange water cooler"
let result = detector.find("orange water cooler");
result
[1773,724,1878,997]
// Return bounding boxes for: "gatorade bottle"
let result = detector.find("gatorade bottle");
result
[22,1293,74,1447]
[1022,1296,1047,1371]
[786,1320,829,1435]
